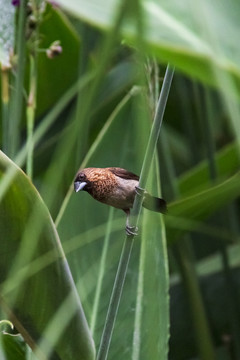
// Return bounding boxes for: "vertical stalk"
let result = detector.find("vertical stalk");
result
[26,56,36,179]
[96,235,135,360]
[96,65,174,360]
[26,0,40,179]
[26,54,37,179]
[9,0,27,158]
[132,65,174,217]
[1,65,10,154]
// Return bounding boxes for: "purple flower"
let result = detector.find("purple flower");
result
[12,0,20,6]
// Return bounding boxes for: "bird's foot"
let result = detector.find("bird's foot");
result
[135,186,145,197]
[126,225,138,236]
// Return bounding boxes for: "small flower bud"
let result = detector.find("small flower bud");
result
[46,40,62,59]
[12,0,20,6]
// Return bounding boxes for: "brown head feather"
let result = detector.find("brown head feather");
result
[75,168,118,201]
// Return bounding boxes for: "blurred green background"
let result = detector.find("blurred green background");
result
[1,0,240,359]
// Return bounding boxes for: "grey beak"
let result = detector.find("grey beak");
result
[74,181,87,192]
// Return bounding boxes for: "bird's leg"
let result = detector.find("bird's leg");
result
[125,185,146,236]
[125,186,145,236]
[125,209,138,236]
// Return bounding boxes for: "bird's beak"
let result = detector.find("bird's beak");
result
[74,181,87,192]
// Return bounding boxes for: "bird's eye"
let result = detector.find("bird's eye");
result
[78,173,85,181]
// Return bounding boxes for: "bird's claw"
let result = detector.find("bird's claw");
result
[135,186,145,197]
[126,225,138,236]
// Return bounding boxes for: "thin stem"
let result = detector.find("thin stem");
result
[131,65,174,223]
[140,66,174,185]
[1,65,10,154]
[9,0,27,158]
[96,65,174,360]
[26,55,37,179]
[131,216,146,360]
[97,236,135,360]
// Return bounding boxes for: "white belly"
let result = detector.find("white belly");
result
[102,178,139,210]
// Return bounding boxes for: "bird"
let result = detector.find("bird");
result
[74,167,167,234]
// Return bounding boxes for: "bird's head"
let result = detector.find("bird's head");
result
[74,167,116,200]
[74,170,91,193]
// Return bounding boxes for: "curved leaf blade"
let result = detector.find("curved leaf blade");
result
[54,0,240,93]
[167,172,240,243]
[178,141,240,196]
[0,151,95,360]
[133,210,169,360]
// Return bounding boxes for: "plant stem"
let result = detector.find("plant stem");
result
[26,55,37,179]
[9,0,27,158]
[97,236,135,360]
[137,66,174,191]
[130,65,174,225]
[96,65,174,360]
[1,65,10,154]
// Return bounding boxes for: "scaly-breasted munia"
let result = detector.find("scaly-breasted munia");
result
[74,167,167,233]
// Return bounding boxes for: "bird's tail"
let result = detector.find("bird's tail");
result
[143,193,167,214]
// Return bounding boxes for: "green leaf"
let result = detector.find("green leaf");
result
[0,151,95,360]
[178,141,240,196]
[167,172,240,243]
[132,211,169,360]
[0,333,27,360]
[36,4,80,117]
[54,0,240,94]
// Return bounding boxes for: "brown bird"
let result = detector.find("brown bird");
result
[74,167,167,233]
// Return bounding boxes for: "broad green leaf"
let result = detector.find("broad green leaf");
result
[0,333,27,360]
[55,0,240,94]
[178,141,240,196]
[36,4,80,117]
[0,151,95,360]
[133,210,169,360]
[56,87,160,359]
[167,172,240,243]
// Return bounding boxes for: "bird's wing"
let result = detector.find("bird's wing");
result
[108,167,139,181]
